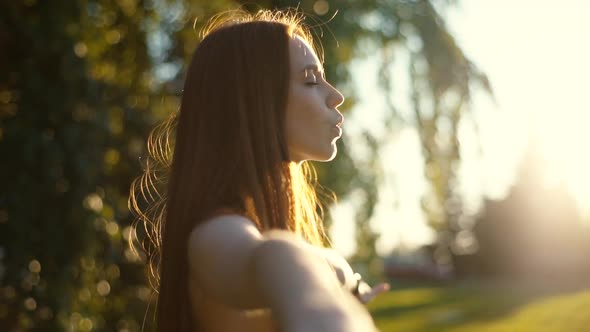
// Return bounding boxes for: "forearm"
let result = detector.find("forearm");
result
[311,246,357,291]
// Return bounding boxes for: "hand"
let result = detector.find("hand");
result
[314,246,390,304]
[353,277,390,304]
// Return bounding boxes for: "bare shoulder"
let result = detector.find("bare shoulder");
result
[190,213,261,240]
[186,213,267,308]
[187,213,263,261]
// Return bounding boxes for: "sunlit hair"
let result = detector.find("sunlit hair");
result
[128,8,333,332]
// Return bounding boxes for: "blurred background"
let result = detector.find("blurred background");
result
[1,0,589,331]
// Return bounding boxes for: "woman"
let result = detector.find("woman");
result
[130,9,389,332]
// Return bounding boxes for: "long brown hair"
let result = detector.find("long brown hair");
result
[129,9,333,331]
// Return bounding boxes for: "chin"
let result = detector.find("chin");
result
[289,144,338,163]
[313,147,338,162]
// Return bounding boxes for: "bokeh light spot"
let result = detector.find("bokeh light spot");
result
[122,226,138,245]
[28,259,41,273]
[78,288,91,302]
[84,194,103,212]
[97,280,111,296]
[106,30,121,44]
[80,257,96,271]
[106,221,119,236]
[104,149,121,166]
[79,317,94,331]
[74,42,88,58]
[24,297,37,311]
[106,264,120,280]
[136,286,151,301]
[37,306,53,320]
[313,0,330,16]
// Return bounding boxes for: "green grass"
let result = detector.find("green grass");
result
[368,279,590,332]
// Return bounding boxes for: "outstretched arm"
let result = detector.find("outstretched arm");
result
[187,214,379,331]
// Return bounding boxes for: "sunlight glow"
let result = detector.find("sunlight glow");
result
[448,0,590,215]
[537,113,590,215]
[331,0,590,255]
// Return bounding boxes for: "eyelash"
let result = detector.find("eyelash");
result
[304,69,325,86]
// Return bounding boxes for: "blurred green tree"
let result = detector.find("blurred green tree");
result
[0,0,163,330]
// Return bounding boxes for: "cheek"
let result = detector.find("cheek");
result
[289,86,324,122]
[287,103,321,138]
[285,85,330,146]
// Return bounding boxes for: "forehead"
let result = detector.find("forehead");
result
[288,35,321,73]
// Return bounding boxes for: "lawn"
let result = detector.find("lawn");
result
[368,279,590,332]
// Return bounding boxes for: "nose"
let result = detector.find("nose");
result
[327,83,345,109]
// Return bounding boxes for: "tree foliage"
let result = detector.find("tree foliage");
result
[1,0,158,330]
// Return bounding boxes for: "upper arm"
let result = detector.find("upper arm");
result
[187,214,266,309]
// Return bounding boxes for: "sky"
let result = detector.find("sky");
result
[329,0,590,257]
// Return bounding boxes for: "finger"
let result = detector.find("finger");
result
[365,283,389,298]
[373,282,390,294]
[360,283,390,304]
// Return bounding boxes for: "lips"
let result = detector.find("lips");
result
[332,125,342,138]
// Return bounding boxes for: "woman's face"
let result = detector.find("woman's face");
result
[285,35,345,163]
